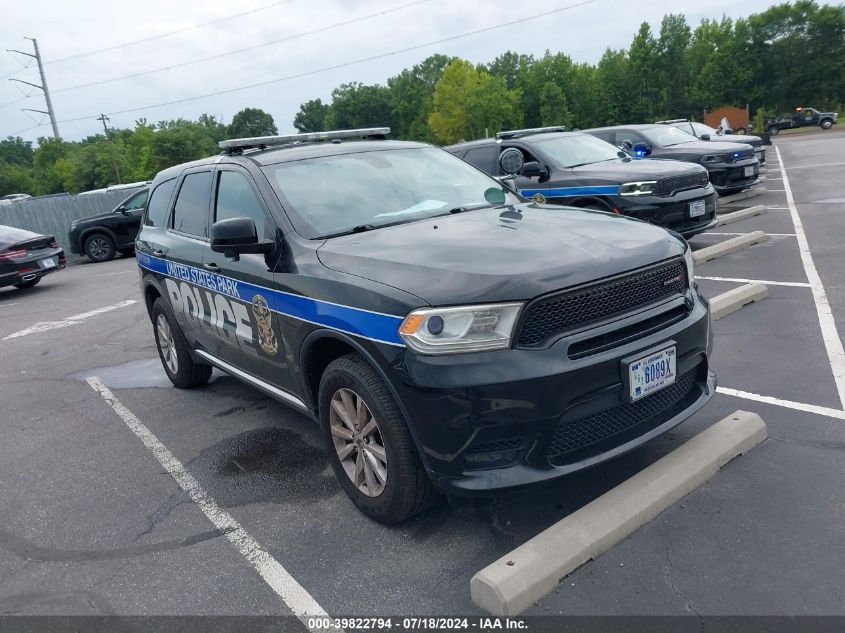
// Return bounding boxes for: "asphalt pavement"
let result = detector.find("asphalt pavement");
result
[0,132,843,621]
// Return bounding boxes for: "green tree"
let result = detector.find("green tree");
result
[387,54,453,140]
[538,82,572,128]
[293,98,329,132]
[324,83,394,129]
[228,107,278,138]
[0,136,34,167]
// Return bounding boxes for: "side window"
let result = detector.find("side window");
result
[214,170,272,240]
[500,145,539,175]
[171,171,213,238]
[143,179,177,227]
[462,146,497,174]
[590,131,614,144]
[124,189,149,211]
[615,131,643,146]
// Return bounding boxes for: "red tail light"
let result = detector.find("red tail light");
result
[49,239,59,248]
[0,248,26,260]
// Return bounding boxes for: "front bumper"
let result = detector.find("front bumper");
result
[392,289,715,495]
[615,190,718,238]
[0,249,65,288]
[706,157,760,193]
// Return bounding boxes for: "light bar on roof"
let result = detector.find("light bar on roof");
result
[219,127,391,150]
[496,126,566,139]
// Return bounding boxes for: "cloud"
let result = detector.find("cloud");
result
[0,0,775,142]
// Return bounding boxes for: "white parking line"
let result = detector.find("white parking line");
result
[3,300,138,340]
[706,232,796,237]
[786,160,845,170]
[777,145,845,409]
[717,387,845,421]
[96,270,137,277]
[696,275,810,288]
[86,377,334,632]
[0,302,20,308]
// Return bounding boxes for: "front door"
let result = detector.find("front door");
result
[500,144,549,201]
[202,166,293,393]
[114,188,149,247]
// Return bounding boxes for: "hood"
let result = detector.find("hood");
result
[0,226,48,250]
[316,205,685,306]
[570,158,707,181]
[668,140,755,154]
[713,134,763,147]
[70,210,119,226]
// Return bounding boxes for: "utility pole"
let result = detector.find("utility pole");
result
[7,38,60,139]
[97,113,122,185]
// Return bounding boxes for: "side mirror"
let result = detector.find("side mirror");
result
[499,148,525,176]
[117,204,128,214]
[620,139,633,151]
[520,161,542,178]
[699,133,711,141]
[210,217,273,257]
[632,142,652,157]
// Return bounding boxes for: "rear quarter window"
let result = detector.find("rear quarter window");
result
[143,178,177,227]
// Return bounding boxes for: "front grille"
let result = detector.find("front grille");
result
[547,367,698,463]
[652,172,710,197]
[516,259,688,348]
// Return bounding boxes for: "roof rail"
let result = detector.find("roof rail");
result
[655,118,688,124]
[495,126,566,139]
[219,127,390,153]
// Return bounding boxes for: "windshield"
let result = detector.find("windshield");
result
[264,147,519,238]
[641,126,698,147]
[532,134,622,168]
[691,122,718,136]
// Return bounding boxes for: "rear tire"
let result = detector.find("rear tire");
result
[13,277,41,290]
[318,353,437,524]
[767,126,780,136]
[84,233,115,263]
[151,297,211,388]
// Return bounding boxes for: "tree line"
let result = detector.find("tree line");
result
[1,1,842,197]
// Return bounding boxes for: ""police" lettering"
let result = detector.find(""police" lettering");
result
[165,279,253,349]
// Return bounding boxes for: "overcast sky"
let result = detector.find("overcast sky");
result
[1,0,776,143]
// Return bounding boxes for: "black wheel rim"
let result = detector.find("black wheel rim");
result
[88,237,110,260]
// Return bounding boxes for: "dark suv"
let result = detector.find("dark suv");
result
[446,128,717,238]
[68,187,149,262]
[137,128,715,523]
[584,124,760,194]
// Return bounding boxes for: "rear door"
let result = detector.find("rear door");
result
[461,144,498,175]
[157,168,216,349]
[202,165,293,392]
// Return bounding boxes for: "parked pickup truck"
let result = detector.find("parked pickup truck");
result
[764,107,838,135]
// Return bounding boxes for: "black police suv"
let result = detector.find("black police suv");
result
[68,187,149,262]
[137,128,716,524]
[584,124,760,195]
[656,119,766,165]
[446,127,717,238]
[0,225,65,290]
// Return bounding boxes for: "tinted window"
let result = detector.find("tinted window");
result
[640,126,697,147]
[615,130,644,146]
[143,179,176,227]
[533,134,621,168]
[214,171,271,239]
[123,188,149,211]
[462,146,497,174]
[171,172,212,237]
[691,122,716,137]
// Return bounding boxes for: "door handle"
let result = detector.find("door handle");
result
[204,262,221,272]
[153,249,167,257]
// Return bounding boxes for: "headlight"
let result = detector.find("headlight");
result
[684,245,695,284]
[701,155,721,164]
[619,181,657,196]
[399,303,522,355]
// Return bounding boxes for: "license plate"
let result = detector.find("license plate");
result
[628,346,676,402]
[40,257,56,269]
[689,200,706,218]
[744,165,755,177]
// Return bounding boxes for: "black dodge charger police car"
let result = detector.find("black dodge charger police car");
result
[137,128,716,523]
[584,124,760,194]
[446,127,717,237]
[656,119,766,166]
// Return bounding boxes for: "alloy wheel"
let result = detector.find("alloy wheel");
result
[88,237,110,260]
[156,314,178,374]
[329,387,387,497]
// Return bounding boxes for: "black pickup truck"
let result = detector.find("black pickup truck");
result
[764,107,838,135]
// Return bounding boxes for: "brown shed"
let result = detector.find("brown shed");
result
[703,106,751,133]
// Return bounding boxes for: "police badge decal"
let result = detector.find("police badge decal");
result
[251,294,279,355]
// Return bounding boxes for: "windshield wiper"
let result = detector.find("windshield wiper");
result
[447,203,496,214]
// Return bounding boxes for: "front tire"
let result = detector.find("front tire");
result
[767,126,780,136]
[151,297,211,388]
[84,233,115,263]
[13,277,41,290]
[821,119,833,130]
[318,354,437,524]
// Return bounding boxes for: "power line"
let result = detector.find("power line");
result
[45,0,601,128]
[50,0,433,95]
[42,0,297,66]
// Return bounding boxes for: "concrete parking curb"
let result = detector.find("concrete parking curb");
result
[692,231,769,264]
[710,283,769,320]
[470,411,768,616]
[716,205,767,225]
[717,186,767,207]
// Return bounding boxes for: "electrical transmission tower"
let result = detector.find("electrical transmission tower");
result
[97,113,122,185]
[7,38,60,139]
